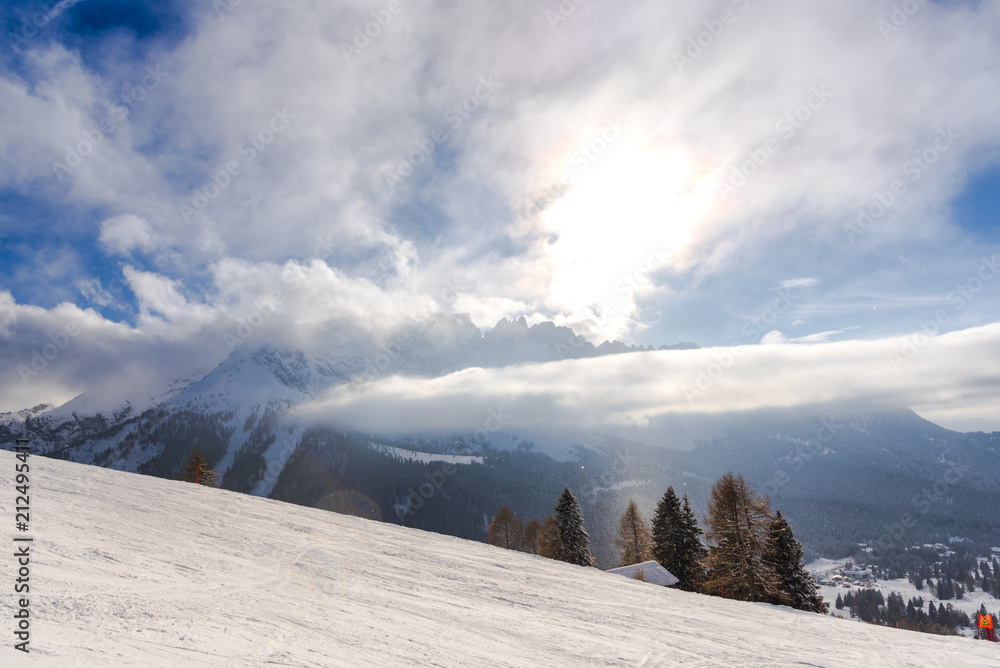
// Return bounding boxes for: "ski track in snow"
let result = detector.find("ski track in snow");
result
[2,452,998,667]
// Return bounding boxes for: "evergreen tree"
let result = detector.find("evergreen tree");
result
[652,487,682,569]
[552,488,596,567]
[615,499,653,567]
[182,449,219,487]
[886,591,906,623]
[766,511,823,612]
[703,472,781,602]
[679,495,708,589]
[652,487,706,590]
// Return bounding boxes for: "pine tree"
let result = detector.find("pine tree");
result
[652,487,682,568]
[703,472,780,602]
[652,488,707,591]
[679,495,708,590]
[553,488,596,567]
[182,450,219,487]
[615,499,653,567]
[766,511,823,612]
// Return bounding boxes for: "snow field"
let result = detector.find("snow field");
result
[2,451,998,666]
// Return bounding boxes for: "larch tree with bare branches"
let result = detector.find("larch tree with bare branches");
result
[522,518,542,554]
[703,472,782,603]
[615,499,654,567]
[490,505,522,550]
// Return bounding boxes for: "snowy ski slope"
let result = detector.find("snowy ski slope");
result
[1,451,997,667]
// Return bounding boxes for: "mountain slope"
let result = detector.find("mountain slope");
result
[0,315,659,468]
[2,451,997,667]
[3,319,999,567]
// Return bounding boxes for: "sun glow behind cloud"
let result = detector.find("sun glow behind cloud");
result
[538,140,711,339]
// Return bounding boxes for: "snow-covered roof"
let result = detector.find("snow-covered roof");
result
[606,561,679,586]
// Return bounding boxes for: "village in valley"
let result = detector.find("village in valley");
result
[809,543,1000,637]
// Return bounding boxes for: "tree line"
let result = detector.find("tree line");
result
[831,589,996,636]
[489,471,824,613]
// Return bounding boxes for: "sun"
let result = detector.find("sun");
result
[537,138,711,336]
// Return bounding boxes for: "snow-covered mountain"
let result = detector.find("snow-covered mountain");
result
[0,315,673,487]
[3,450,997,667]
[3,315,1000,566]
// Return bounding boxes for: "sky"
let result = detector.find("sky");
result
[2,0,1000,430]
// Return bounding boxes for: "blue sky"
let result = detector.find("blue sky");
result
[2,0,1000,429]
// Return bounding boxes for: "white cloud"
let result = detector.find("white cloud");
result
[99,215,159,255]
[7,1,999,337]
[44,0,87,23]
[789,329,845,344]
[292,323,1000,437]
[760,330,786,345]
[0,257,444,412]
[75,278,118,308]
[781,278,820,289]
